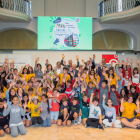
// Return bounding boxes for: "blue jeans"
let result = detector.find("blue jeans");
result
[42,117,51,127]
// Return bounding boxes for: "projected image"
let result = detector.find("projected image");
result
[38,16,92,50]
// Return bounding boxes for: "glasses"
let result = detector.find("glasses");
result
[107,101,112,103]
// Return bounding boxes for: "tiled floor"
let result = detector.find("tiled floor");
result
[1,124,140,140]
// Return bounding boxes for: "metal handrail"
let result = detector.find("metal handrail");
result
[0,0,31,16]
[98,0,140,18]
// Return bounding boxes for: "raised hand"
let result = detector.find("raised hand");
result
[89,58,92,62]
[121,60,124,65]
[71,91,75,96]
[128,80,132,86]
[36,57,39,62]
[121,98,124,104]
[76,55,79,60]
[130,59,133,64]
[99,61,102,66]
[93,54,96,59]
[1,73,5,78]
[118,60,121,65]
[75,77,78,82]
[62,54,65,60]
[103,94,106,100]
[91,93,94,96]
[90,75,93,80]
[55,66,57,71]
[78,72,81,77]
[82,59,85,63]
[46,59,49,64]
[4,103,7,109]
[136,99,139,106]
[70,72,74,78]
[136,60,139,65]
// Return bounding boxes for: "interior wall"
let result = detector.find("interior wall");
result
[13,51,116,70]
[31,0,100,18]
[92,19,140,51]
[0,18,140,51]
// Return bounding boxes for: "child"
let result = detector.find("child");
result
[130,59,139,93]
[107,67,118,85]
[86,81,96,98]
[85,94,104,130]
[64,79,75,99]
[57,97,69,126]
[0,90,6,102]
[102,94,121,128]
[50,89,60,124]
[27,96,44,125]
[0,98,10,137]
[108,84,120,115]
[67,95,80,126]
[6,88,16,106]
[121,95,140,129]
[22,93,31,127]
[57,84,66,93]
[119,89,128,116]
[39,94,52,127]
[73,78,81,98]
[122,69,131,95]
[3,95,27,137]
[79,90,89,125]
[128,86,139,104]
[95,80,109,115]
[41,87,48,96]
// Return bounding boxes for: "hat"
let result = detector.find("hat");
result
[32,96,39,101]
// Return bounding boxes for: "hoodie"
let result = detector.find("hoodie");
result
[3,104,25,127]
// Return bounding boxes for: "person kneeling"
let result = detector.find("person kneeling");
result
[121,95,140,129]
[57,97,69,126]
[85,93,104,130]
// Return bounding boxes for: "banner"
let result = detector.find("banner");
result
[102,54,118,64]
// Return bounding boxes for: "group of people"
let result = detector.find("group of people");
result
[0,54,140,137]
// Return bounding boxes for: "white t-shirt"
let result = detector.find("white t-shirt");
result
[132,74,139,84]
[89,104,101,119]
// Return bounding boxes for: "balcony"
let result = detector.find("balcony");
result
[0,0,31,22]
[98,0,140,23]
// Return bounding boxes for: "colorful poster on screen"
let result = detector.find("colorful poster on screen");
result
[38,16,92,50]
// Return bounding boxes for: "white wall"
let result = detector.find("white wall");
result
[13,51,116,70]
[30,0,100,18]
[30,0,44,17]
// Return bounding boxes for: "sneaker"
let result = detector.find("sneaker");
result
[121,123,125,128]
[78,120,81,125]
[74,120,78,125]
[85,123,87,128]
[99,125,104,130]
[136,126,140,129]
